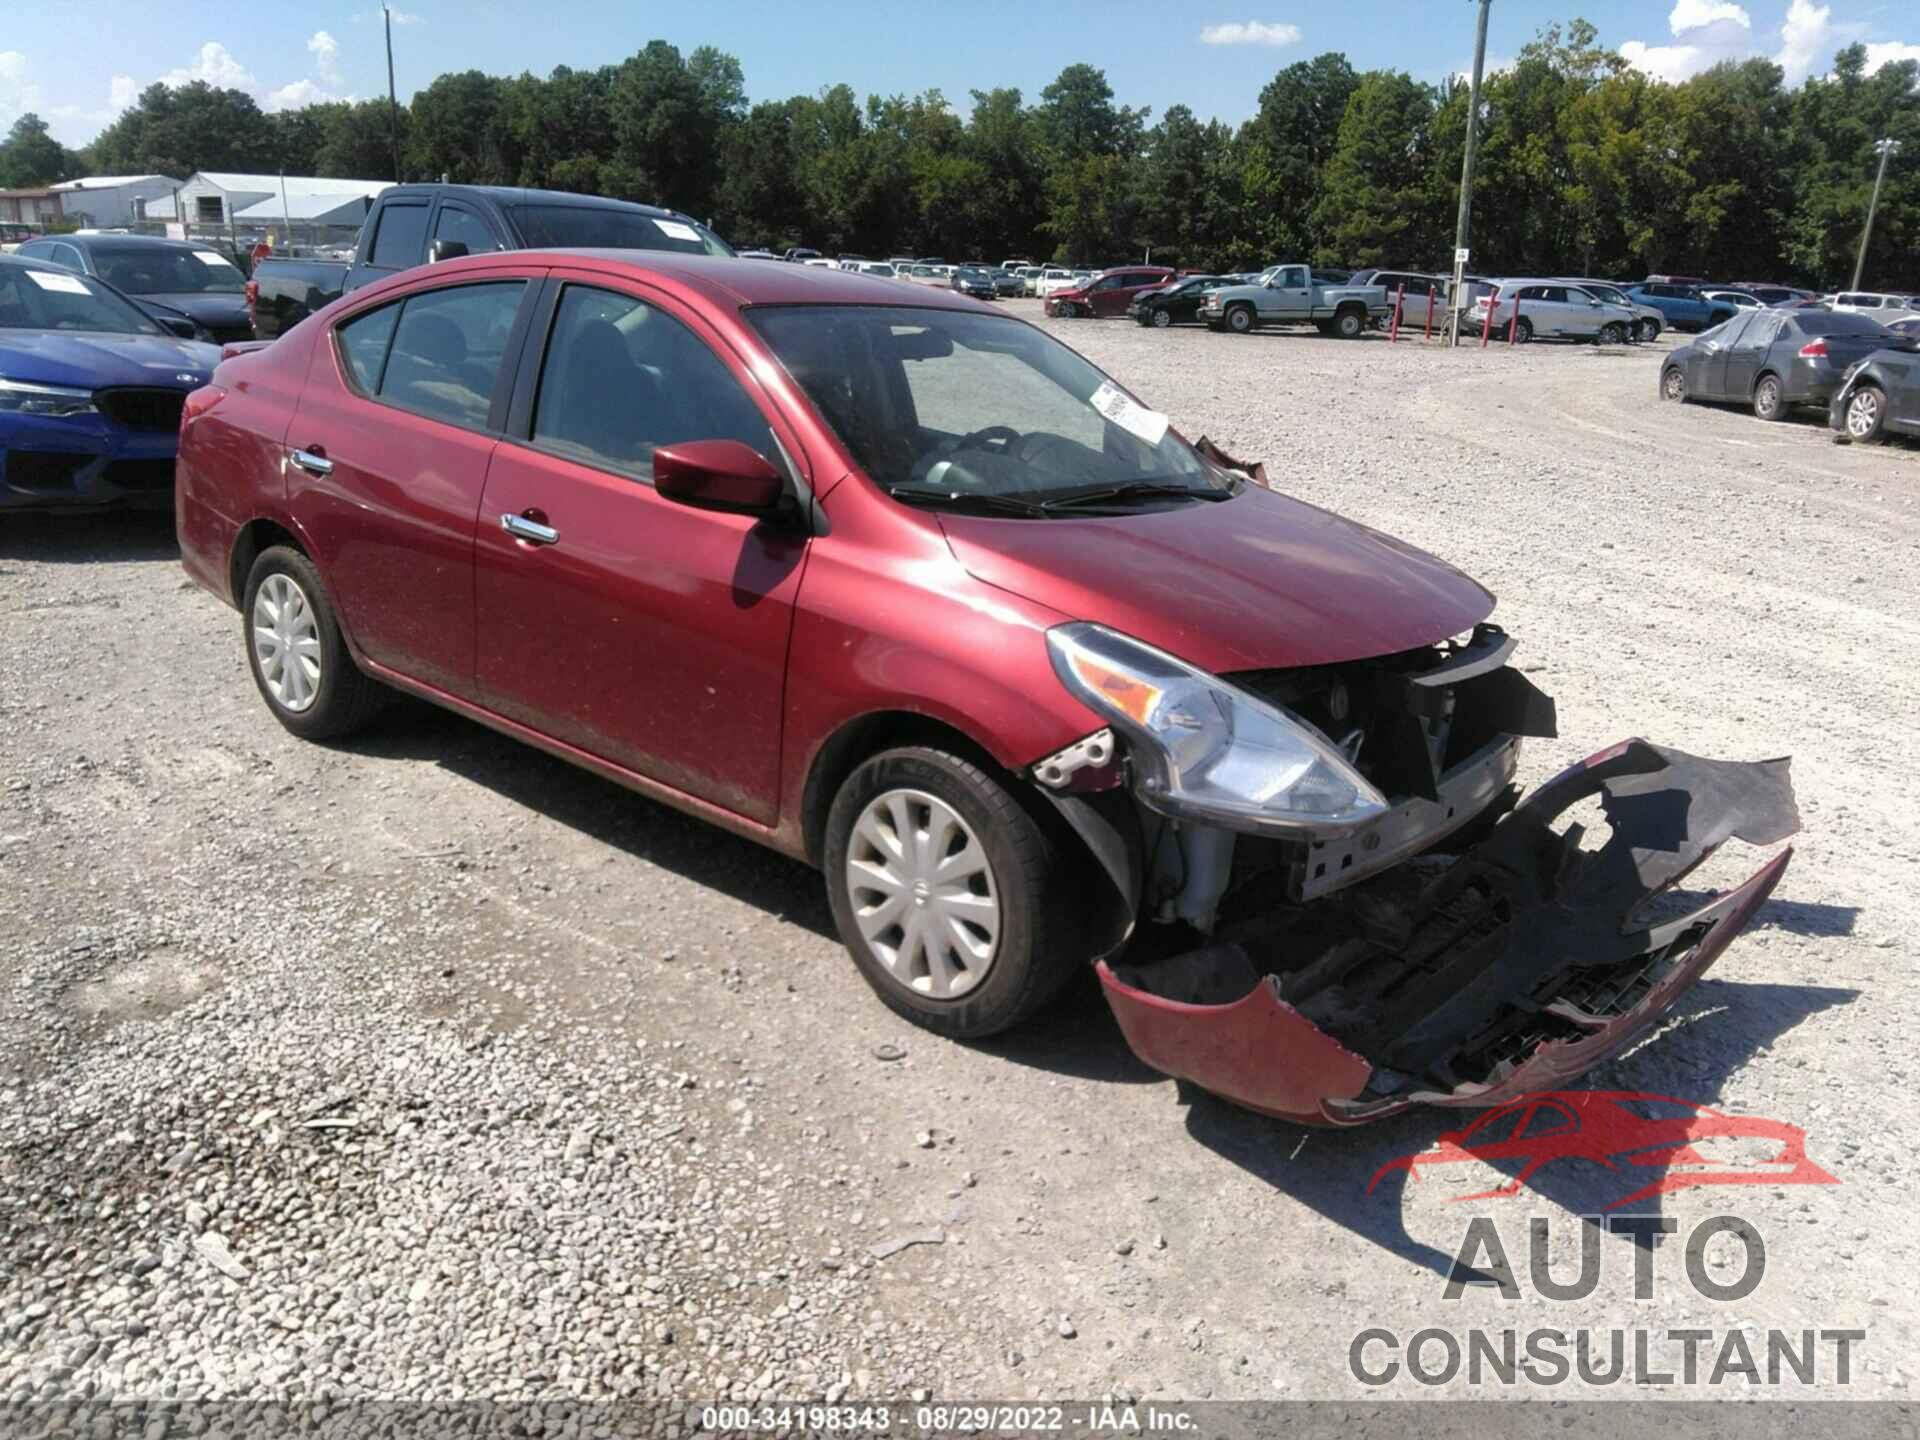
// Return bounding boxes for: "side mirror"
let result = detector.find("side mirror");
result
[429,239,469,264]
[653,440,788,517]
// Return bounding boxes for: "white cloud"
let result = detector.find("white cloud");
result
[1620,0,1754,82]
[158,41,258,92]
[308,31,342,87]
[1777,0,1834,81]
[1198,21,1302,47]
[265,79,332,111]
[0,49,37,128]
[1862,39,1920,74]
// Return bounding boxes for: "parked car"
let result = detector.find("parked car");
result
[1731,283,1817,306]
[1200,264,1389,338]
[1703,289,1763,309]
[784,247,822,263]
[245,184,733,339]
[1351,270,1480,333]
[1033,268,1078,299]
[1659,308,1907,420]
[172,250,1795,1123]
[1624,282,1738,333]
[1829,342,1920,444]
[1555,278,1664,341]
[951,266,998,301]
[1016,266,1046,296]
[1044,266,1175,319]
[738,249,779,261]
[1828,291,1915,318]
[1001,258,1034,274]
[1,221,44,252]
[0,254,220,509]
[990,269,1024,298]
[1474,280,1638,344]
[16,234,253,344]
[1885,315,1920,342]
[1128,274,1234,327]
[861,263,898,278]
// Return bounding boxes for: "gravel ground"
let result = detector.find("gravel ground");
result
[2,301,1916,1410]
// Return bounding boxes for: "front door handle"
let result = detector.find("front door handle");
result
[500,512,559,546]
[290,447,332,476]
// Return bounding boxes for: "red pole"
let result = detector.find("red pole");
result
[1424,287,1436,341]
[1389,283,1404,343]
[1480,289,1494,349]
[1507,295,1521,345]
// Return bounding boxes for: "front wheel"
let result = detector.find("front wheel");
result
[1753,373,1785,422]
[242,546,387,740]
[1598,321,1626,346]
[1661,366,1686,402]
[823,746,1084,1038]
[1225,304,1255,334]
[1151,306,1173,329]
[1843,385,1887,443]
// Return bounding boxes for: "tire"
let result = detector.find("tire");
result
[1334,308,1365,340]
[1752,373,1785,422]
[1635,318,1662,342]
[1598,322,1626,346]
[823,745,1086,1039]
[1513,318,1534,344]
[1661,366,1686,402]
[1842,385,1887,443]
[1151,307,1173,328]
[1057,301,1079,319]
[242,545,386,740]
[1225,304,1255,334]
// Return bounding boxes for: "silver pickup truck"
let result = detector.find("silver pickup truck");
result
[1200,264,1389,338]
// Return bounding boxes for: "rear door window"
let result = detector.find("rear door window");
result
[368,202,430,271]
[376,281,527,428]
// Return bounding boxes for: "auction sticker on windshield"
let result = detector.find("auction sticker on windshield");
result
[25,270,89,294]
[1089,379,1169,446]
[652,218,704,243]
[193,250,238,267]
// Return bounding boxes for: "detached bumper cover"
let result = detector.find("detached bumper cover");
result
[1098,739,1799,1125]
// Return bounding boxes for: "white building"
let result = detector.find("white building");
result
[50,175,181,229]
[144,173,392,229]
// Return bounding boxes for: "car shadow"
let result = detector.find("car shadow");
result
[1168,976,1857,1281]
[345,699,836,941]
[0,508,178,564]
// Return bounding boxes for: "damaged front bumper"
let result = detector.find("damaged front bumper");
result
[1096,739,1799,1125]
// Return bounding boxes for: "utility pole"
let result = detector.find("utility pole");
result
[1449,0,1492,347]
[385,6,403,183]
[1850,137,1900,292]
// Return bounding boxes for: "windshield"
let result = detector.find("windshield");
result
[88,244,245,296]
[504,205,733,257]
[748,305,1230,508]
[0,263,163,334]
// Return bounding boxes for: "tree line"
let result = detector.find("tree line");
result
[4,18,1914,287]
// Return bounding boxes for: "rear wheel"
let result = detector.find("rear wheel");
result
[1843,385,1887,443]
[1752,373,1785,422]
[1661,366,1686,402]
[1635,318,1662,342]
[1151,306,1173,328]
[1513,318,1534,344]
[242,546,386,740]
[1334,307,1366,339]
[1225,304,1255,334]
[823,746,1084,1038]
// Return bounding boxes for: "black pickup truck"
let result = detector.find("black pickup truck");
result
[247,183,733,339]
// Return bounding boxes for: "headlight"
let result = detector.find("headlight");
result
[1047,622,1390,835]
[0,376,97,417]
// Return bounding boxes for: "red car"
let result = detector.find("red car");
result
[1367,1091,1838,1209]
[1044,265,1175,319]
[175,253,1799,1122]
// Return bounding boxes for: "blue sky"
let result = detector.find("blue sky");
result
[4,0,1916,148]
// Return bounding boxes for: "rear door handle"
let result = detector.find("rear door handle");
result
[290,447,332,476]
[500,512,559,546]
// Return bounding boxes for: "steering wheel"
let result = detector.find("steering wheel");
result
[956,425,1023,454]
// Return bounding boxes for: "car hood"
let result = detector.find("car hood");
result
[937,485,1494,673]
[1051,287,1090,301]
[141,292,250,325]
[0,329,221,390]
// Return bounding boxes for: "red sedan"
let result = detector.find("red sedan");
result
[175,252,1798,1121]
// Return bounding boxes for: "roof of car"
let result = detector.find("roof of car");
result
[411,249,993,312]
[47,234,206,253]
[382,184,689,218]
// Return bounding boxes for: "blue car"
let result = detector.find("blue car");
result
[1,254,220,509]
[1624,281,1739,334]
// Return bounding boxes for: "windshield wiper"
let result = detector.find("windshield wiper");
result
[1036,480,1235,511]
[886,485,1053,517]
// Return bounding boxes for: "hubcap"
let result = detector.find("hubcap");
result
[252,573,321,712]
[1847,391,1880,437]
[1153,309,1171,327]
[845,789,1000,1000]
[1230,310,1249,331]
[1664,370,1683,399]
[1758,380,1777,415]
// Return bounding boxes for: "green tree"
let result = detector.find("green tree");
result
[0,114,79,188]
[1312,71,1442,267]
[1250,53,1359,259]
[88,82,276,177]
[407,70,517,183]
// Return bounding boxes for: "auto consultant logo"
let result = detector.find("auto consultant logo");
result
[1367,1090,1838,1210]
